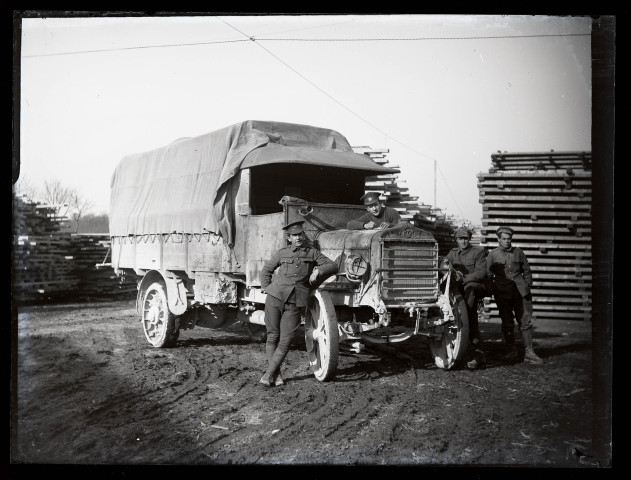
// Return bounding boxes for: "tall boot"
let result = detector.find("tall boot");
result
[261,349,286,387]
[503,330,518,363]
[268,344,285,386]
[522,329,543,364]
[467,338,485,369]
[260,343,278,387]
[268,346,285,385]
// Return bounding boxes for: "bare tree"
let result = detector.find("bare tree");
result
[15,177,96,232]
[14,176,40,202]
[68,190,94,233]
[41,179,73,217]
[40,179,94,232]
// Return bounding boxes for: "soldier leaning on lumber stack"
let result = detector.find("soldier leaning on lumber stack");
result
[486,227,543,365]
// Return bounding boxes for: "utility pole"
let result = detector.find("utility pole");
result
[433,159,437,208]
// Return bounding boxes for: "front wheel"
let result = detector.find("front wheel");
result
[304,290,339,381]
[141,282,180,348]
[429,291,469,369]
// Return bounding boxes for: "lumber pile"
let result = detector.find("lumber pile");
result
[13,196,78,302]
[69,234,137,297]
[12,195,136,303]
[477,150,592,322]
[354,147,463,256]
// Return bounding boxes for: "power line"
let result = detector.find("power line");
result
[22,32,590,58]
[22,38,250,57]
[218,17,466,218]
[262,33,591,41]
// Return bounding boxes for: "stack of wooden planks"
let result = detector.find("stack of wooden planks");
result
[13,196,78,302]
[477,150,592,322]
[69,234,137,297]
[12,195,136,303]
[13,234,79,302]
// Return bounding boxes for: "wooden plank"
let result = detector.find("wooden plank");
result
[482,211,591,219]
[482,202,591,211]
[480,195,591,203]
[478,172,592,181]
[477,179,592,188]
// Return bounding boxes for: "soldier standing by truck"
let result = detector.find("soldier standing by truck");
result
[446,226,487,369]
[259,221,338,387]
[346,192,403,230]
[487,226,543,365]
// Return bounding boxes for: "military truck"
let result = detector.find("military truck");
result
[109,120,470,381]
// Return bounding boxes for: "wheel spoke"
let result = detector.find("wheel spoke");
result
[312,322,326,342]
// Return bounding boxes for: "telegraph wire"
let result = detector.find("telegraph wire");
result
[22,33,591,58]
[262,33,591,41]
[21,38,251,58]
[218,17,466,218]
[22,21,589,220]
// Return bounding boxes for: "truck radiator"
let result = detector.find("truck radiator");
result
[380,240,439,301]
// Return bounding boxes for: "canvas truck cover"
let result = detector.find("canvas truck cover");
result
[109,120,398,246]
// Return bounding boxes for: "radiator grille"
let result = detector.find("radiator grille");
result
[380,240,439,301]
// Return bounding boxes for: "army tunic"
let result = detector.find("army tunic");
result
[446,244,487,285]
[260,244,338,307]
[346,207,402,230]
[486,246,532,297]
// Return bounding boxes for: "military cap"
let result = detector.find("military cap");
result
[496,226,514,236]
[454,226,472,238]
[283,220,305,235]
[360,192,381,206]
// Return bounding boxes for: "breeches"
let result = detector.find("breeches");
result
[264,295,303,361]
[463,282,485,342]
[494,285,533,333]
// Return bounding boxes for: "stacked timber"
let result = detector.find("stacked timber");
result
[13,195,78,302]
[69,234,137,297]
[13,194,71,235]
[477,150,592,322]
[13,234,79,302]
[354,147,461,256]
[12,195,135,303]
[469,225,484,247]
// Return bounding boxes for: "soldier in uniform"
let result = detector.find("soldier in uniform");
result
[346,192,403,230]
[259,220,338,387]
[446,226,487,369]
[487,226,543,364]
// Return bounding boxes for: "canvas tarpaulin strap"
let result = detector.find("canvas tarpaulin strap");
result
[109,120,356,246]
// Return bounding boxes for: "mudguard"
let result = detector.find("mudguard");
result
[165,276,188,315]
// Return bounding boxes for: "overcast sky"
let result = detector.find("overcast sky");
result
[18,14,592,224]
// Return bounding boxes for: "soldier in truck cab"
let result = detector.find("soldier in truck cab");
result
[259,221,338,387]
[346,192,403,230]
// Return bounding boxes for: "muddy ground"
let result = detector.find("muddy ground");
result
[10,298,607,469]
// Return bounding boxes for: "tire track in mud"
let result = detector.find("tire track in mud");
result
[14,300,596,466]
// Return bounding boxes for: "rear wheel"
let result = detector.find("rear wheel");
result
[429,291,469,369]
[141,282,179,347]
[304,290,339,381]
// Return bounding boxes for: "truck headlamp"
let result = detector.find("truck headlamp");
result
[345,254,368,282]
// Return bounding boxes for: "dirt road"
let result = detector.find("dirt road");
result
[11,298,600,467]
